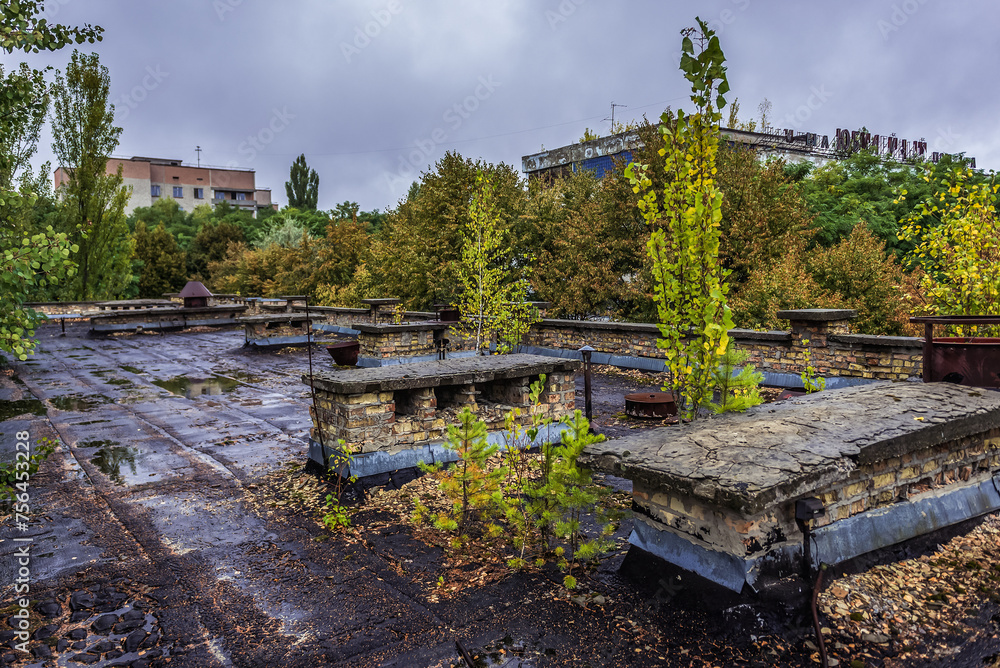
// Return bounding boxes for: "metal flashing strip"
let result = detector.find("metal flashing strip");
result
[811,474,1000,567]
[312,324,361,336]
[629,517,753,593]
[308,422,569,477]
[628,473,1000,593]
[516,345,881,389]
[244,335,313,348]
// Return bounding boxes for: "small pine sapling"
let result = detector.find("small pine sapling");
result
[499,374,550,569]
[534,410,619,589]
[710,343,763,413]
[414,407,506,546]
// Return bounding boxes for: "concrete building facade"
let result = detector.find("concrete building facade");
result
[522,125,963,182]
[54,156,275,217]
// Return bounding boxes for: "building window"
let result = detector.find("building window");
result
[236,192,246,201]
[173,186,183,198]
[194,188,203,199]
[214,191,225,200]
[151,185,160,197]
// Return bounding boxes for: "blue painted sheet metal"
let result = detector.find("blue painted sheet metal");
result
[630,473,1000,593]
[244,335,313,348]
[630,517,753,593]
[307,422,568,477]
[312,324,360,336]
[811,474,1000,567]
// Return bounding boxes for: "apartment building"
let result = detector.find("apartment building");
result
[54,156,275,217]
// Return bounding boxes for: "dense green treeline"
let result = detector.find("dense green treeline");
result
[2,0,991,343]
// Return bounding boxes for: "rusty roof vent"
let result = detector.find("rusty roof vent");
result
[179,281,212,308]
[624,392,677,418]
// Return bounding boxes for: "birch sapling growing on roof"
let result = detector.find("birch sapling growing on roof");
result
[455,169,538,354]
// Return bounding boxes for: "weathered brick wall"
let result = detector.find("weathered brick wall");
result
[91,307,245,326]
[812,430,1000,527]
[290,305,435,327]
[357,327,443,359]
[632,428,1000,558]
[524,311,924,381]
[309,369,576,454]
[355,323,477,359]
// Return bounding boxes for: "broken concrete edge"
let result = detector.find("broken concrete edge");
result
[312,324,361,336]
[829,333,923,349]
[353,322,450,334]
[630,473,1000,593]
[578,383,1000,515]
[307,422,570,478]
[302,354,582,395]
[356,351,478,368]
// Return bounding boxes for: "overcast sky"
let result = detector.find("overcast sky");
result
[9,0,998,213]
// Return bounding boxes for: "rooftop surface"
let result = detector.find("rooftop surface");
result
[1,323,998,666]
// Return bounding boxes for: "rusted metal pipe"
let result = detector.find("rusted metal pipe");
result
[579,345,595,422]
[305,296,328,467]
[811,566,829,668]
[923,321,933,383]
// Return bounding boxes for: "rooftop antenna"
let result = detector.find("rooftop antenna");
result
[195,145,202,167]
[603,102,627,133]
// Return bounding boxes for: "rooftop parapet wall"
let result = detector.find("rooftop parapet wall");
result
[89,305,246,332]
[580,382,1000,591]
[353,322,478,363]
[524,309,924,382]
[30,299,923,381]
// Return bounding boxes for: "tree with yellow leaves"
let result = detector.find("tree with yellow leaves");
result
[898,167,1000,332]
[625,18,734,420]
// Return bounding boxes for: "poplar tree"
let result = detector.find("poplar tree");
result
[285,153,319,210]
[1,3,101,360]
[626,19,735,420]
[51,50,132,300]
